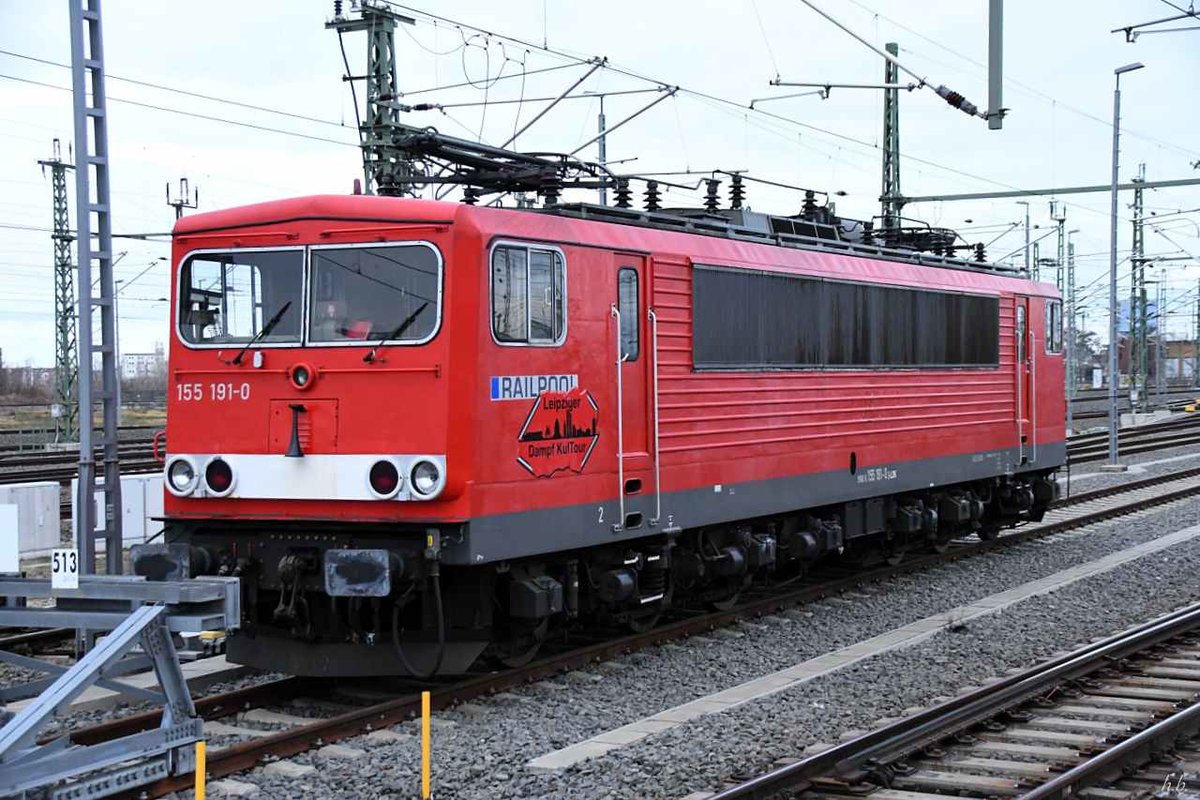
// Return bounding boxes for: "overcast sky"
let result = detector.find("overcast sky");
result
[1,0,1198,367]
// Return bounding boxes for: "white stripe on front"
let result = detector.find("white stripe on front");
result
[169,453,445,501]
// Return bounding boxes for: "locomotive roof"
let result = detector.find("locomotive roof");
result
[174,194,1056,292]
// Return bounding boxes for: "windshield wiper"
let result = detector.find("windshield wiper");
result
[363,301,430,363]
[230,300,292,365]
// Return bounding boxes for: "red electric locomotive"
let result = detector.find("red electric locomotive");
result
[147,190,1064,676]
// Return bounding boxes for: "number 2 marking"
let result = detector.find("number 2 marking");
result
[597,506,605,524]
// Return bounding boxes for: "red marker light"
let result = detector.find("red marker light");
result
[369,460,401,497]
[205,458,234,495]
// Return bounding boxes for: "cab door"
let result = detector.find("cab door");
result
[612,255,652,525]
[1015,296,1034,464]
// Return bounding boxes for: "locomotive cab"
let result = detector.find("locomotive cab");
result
[152,198,485,675]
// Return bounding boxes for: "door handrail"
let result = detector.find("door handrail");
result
[1016,299,1025,465]
[648,307,661,527]
[1030,328,1038,464]
[611,303,625,532]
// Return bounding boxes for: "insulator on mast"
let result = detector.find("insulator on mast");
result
[934,85,979,117]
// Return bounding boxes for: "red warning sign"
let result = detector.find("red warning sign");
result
[517,387,600,477]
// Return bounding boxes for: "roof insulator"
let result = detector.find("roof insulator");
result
[704,179,720,213]
[644,180,661,212]
[729,174,745,210]
[614,178,632,209]
[801,190,818,219]
[539,172,561,207]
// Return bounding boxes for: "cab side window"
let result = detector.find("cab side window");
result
[1016,304,1026,363]
[1045,300,1063,354]
[492,244,565,345]
[617,267,639,361]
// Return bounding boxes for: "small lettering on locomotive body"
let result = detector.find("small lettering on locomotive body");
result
[856,465,898,484]
[541,395,582,412]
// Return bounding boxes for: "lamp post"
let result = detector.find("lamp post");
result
[1105,62,1144,471]
[581,91,608,206]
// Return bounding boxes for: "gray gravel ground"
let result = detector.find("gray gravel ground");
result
[199,491,1200,800]
[39,671,288,736]
[0,667,286,738]
[0,661,43,688]
[1062,441,1200,492]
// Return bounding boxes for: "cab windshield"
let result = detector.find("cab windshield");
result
[177,243,441,347]
[179,249,303,345]
[309,244,440,343]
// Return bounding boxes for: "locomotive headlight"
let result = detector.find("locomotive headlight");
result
[288,362,317,391]
[409,459,443,499]
[165,457,198,497]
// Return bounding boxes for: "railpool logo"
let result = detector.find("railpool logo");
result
[517,386,599,477]
[491,373,578,401]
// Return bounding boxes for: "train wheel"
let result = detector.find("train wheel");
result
[626,607,662,633]
[708,578,749,611]
[709,593,741,611]
[491,618,549,669]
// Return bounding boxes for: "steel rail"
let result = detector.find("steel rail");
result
[0,627,75,650]
[708,601,1200,799]
[1018,701,1200,800]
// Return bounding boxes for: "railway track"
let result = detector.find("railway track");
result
[25,464,1198,797]
[1065,412,1200,464]
[706,602,1200,800]
[0,425,159,455]
[0,627,74,652]
[0,445,159,485]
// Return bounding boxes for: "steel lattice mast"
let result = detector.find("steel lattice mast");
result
[1130,164,1147,411]
[70,0,123,575]
[38,139,79,443]
[326,1,416,197]
[880,42,901,232]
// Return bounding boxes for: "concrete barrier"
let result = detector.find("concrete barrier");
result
[0,482,62,559]
[70,473,165,550]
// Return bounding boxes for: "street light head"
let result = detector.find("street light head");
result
[1114,62,1145,75]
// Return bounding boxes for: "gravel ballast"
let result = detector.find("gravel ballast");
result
[199,491,1200,800]
[1062,442,1200,492]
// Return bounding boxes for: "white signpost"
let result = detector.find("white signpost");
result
[50,548,79,590]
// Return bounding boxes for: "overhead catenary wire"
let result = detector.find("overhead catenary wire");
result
[0,48,351,132]
[842,0,1200,160]
[403,60,584,96]
[0,74,358,149]
[792,0,985,120]
[383,3,1147,226]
